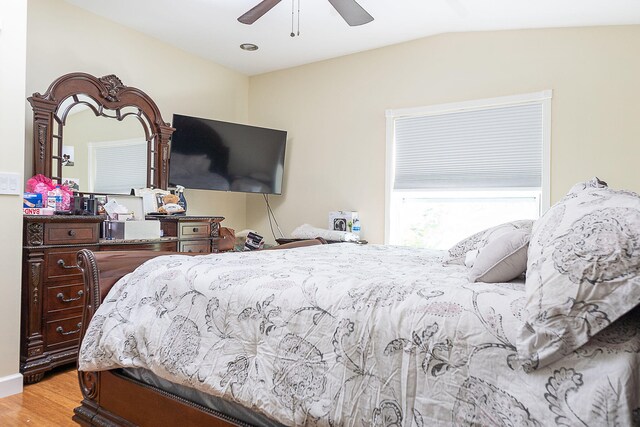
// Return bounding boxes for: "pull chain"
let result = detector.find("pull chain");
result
[291,0,301,37]
[290,0,295,37]
[297,0,301,36]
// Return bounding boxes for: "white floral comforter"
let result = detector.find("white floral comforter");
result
[79,244,640,426]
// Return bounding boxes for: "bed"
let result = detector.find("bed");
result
[73,180,640,426]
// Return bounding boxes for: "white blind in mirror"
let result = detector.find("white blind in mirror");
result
[93,139,147,193]
[393,103,543,190]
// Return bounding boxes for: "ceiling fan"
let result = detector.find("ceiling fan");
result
[238,0,374,27]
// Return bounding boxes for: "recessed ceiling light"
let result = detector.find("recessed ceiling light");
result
[240,43,258,51]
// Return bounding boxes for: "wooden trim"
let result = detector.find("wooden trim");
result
[27,72,174,190]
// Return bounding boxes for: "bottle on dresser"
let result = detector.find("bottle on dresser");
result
[47,185,64,211]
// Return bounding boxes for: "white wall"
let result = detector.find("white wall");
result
[26,0,250,231]
[247,25,640,244]
[0,0,27,397]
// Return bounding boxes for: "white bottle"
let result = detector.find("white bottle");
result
[352,218,361,235]
[51,185,63,211]
[47,188,57,210]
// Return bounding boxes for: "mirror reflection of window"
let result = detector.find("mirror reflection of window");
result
[62,106,148,193]
[88,138,147,194]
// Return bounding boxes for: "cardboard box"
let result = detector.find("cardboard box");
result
[328,211,359,233]
[23,207,54,216]
[23,193,43,208]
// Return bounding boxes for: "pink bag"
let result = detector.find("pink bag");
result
[26,174,73,211]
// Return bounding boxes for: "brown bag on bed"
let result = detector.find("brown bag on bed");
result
[218,227,236,252]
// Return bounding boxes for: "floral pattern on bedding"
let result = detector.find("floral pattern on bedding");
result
[79,244,640,426]
[518,180,640,371]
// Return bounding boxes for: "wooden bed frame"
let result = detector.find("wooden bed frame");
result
[73,239,327,427]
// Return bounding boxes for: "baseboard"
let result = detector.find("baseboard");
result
[0,373,23,398]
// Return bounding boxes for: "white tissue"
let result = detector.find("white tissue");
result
[291,224,359,242]
[104,199,131,220]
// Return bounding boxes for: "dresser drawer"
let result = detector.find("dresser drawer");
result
[45,315,83,349]
[45,248,84,280]
[44,222,99,245]
[100,241,178,252]
[46,283,84,314]
[179,240,211,253]
[179,222,210,238]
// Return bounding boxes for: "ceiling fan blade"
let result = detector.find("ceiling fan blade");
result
[238,0,282,25]
[327,0,374,26]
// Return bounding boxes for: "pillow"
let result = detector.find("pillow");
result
[444,219,534,265]
[469,229,530,283]
[464,249,480,268]
[517,178,640,372]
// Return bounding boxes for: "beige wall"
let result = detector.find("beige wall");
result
[0,0,27,392]
[26,0,250,230]
[247,25,640,244]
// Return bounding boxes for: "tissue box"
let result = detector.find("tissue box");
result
[328,211,359,232]
[23,207,54,216]
[114,213,134,221]
[102,220,161,240]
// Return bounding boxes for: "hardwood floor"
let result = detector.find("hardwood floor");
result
[0,367,81,426]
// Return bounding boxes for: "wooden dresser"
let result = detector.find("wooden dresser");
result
[20,215,224,383]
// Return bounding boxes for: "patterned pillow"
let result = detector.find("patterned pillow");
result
[517,178,640,372]
[444,220,534,265]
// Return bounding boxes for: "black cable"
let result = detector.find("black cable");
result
[268,196,285,237]
[264,194,277,239]
[263,194,285,238]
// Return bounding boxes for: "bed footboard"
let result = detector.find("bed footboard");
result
[73,239,327,426]
[74,249,177,426]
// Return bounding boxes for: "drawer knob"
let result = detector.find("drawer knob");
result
[56,290,84,303]
[68,230,76,237]
[56,323,82,336]
[57,259,79,270]
[192,227,199,232]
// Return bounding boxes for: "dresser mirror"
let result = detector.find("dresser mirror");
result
[28,72,174,192]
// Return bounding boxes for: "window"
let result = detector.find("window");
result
[88,138,148,193]
[385,91,551,249]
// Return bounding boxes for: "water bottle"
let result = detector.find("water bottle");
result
[47,189,57,210]
[176,185,187,213]
[52,185,64,211]
[47,186,62,210]
[352,218,361,235]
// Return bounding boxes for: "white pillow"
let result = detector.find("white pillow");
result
[444,220,534,265]
[469,229,530,283]
[464,249,480,268]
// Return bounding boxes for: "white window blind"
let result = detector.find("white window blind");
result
[393,103,543,190]
[92,140,147,193]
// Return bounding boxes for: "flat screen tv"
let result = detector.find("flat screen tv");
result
[169,114,287,195]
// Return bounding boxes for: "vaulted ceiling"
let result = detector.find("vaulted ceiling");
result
[65,0,640,75]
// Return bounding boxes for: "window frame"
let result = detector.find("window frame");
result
[384,90,552,244]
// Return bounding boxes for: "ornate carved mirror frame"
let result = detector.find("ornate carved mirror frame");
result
[27,72,174,190]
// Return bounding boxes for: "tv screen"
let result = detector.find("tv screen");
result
[169,114,287,194]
